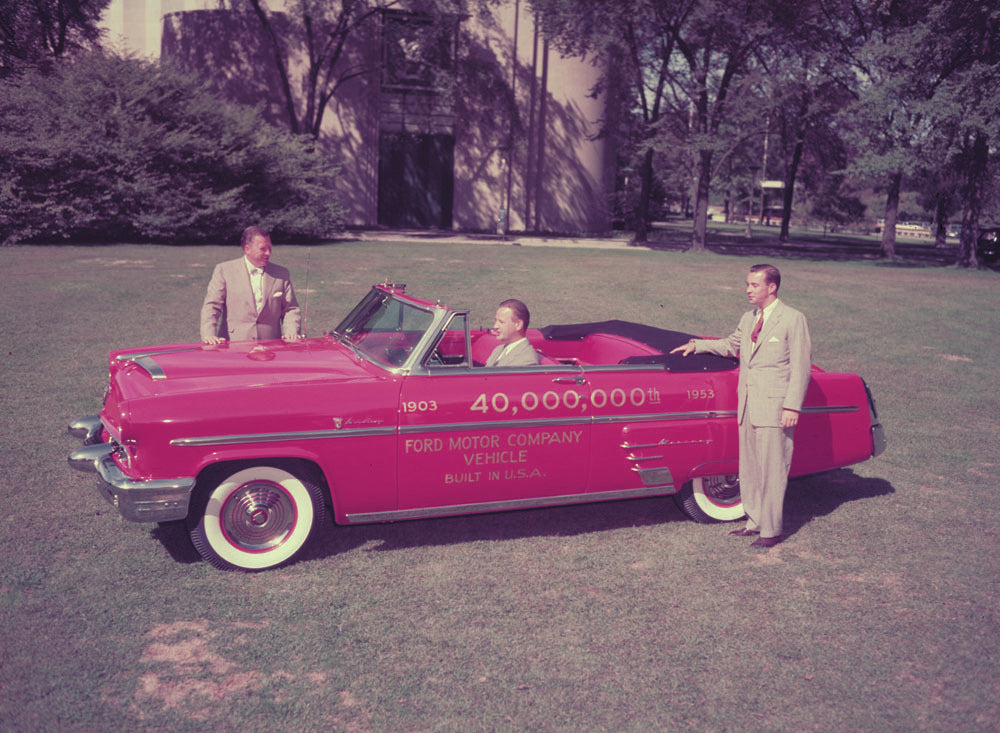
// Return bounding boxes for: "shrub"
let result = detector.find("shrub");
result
[0,51,344,244]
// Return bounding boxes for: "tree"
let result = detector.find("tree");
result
[0,51,344,244]
[0,0,109,76]
[820,0,929,259]
[216,0,459,138]
[748,7,854,242]
[821,0,1000,265]
[669,1,784,250]
[917,1,1000,267]
[535,0,824,249]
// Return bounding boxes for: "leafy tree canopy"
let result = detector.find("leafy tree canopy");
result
[0,50,344,244]
[0,0,110,76]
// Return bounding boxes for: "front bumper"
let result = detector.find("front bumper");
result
[68,416,195,523]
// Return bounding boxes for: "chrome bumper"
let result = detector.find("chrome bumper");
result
[871,422,887,458]
[68,417,195,523]
[862,380,888,458]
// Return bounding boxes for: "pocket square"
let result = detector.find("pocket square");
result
[768,336,780,342]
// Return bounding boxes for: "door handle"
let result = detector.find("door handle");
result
[552,376,586,385]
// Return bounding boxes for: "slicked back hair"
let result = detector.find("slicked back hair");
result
[499,298,530,330]
[241,225,270,249]
[750,263,781,292]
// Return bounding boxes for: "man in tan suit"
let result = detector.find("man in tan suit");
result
[200,226,301,344]
[671,264,811,547]
[486,299,541,367]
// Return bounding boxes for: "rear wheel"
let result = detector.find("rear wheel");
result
[188,465,325,571]
[673,475,744,523]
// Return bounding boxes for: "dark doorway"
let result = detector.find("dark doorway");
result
[378,132,455,228]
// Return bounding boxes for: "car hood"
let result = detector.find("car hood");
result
[108,337,378,397]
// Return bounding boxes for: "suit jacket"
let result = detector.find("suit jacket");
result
[486,338,541,367]
[695,300,811,427]
[200,258,301,342]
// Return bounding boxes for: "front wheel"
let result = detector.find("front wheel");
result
[673,475,744,523]
[188,465,325,571]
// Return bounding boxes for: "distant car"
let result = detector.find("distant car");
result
[978,228,1000,267]
[69,283,886,571]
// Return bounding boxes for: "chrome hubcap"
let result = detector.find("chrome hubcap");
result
[221,481,296,551]
[702,475,741,506]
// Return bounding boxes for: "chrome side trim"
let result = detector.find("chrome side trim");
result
[624,439,713,449]
[170,426,396,447]
[170,402,814,449]
[627,454,664,462]
[399,417,590,434]
[592,410,737,424]
[402,410,738,436]
[115,348,201,381]
[800,405,859,414]
[131,355,166,380]
[633,467,674,487]
[581,364,663,373]
[344,485,676,524]
[114,347,199,361]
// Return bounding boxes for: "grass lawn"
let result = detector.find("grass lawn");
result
[1,240,998,731]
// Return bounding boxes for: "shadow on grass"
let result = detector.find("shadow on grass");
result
[148,468,894,567]
[646,223,968,267]
[150,521,202,565]
[783,468,895,537]
[337,495,686,555]
[148,495,689,566]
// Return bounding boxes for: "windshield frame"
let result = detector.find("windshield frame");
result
[332,285,454,373]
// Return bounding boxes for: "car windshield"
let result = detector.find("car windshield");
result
[333,289,436,366]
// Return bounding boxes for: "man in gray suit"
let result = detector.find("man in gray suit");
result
[671,264,811,548]
[200,226,301,344]
[486,299,540,367]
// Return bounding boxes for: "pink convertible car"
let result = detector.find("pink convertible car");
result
[69,283,885,570]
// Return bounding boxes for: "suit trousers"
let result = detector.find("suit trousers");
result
[738,422,795,538]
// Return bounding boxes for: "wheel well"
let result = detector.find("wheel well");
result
[194,458,332,511]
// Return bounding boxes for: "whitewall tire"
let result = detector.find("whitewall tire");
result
[188,465,324,571]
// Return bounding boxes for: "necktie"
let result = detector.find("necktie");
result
[251,269,264,311]
[750,310,764,342]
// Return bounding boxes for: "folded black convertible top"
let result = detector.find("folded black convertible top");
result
[538,319,737,373]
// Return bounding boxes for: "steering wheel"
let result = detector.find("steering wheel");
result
[426,348,445,366]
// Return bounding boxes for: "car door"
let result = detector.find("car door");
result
[397,320,592,513]
[582,365,736,495]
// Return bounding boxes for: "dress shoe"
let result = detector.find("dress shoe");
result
[750,535,782,548]
[728,528,759,536]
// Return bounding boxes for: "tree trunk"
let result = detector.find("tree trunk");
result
[690,149,712,251]
[933,195,949,248]
[247,0,300,134]
[958,131,988,268]
[780,134,803,243]
[880,171,901,259]
[634,148,654,243]
[758,115,769,226]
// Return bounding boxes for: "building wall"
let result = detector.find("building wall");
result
[475,0,611,234]
[101,0,612,234]
[102,0,213,58]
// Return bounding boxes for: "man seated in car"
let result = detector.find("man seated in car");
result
[485,299,541,367]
